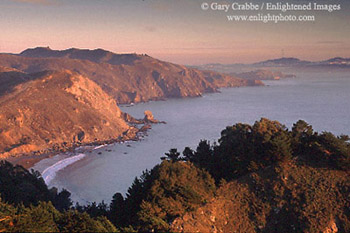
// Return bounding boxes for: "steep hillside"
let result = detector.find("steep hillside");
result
[171,162,350,232]
[0,69,132,158]
[0,48,263,104]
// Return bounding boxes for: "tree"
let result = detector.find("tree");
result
[109,193,125,227]
[188,119,294,182]
[0,161,72,210]
[52,188,72,211]
[58,210,117,232]
[161,148,181,162]
[182,147,194,161]
[10,202,60,232]
[112,161,216,231]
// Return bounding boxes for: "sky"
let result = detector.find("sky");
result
[0,0,349,65]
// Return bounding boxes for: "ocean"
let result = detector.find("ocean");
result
[32,71,350,204]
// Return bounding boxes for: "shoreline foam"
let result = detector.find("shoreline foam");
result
[41,153,87,184]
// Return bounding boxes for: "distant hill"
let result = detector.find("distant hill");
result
[0,69,132,158]
[254,57,350,68]
[254,57,312,67]
[196,57,350,74]
[0,47,262,104]
[319,57,350,67]
[235,69,296,80]
[20,47,142,65]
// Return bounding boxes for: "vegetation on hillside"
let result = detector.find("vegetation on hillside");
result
[1,118,349,232]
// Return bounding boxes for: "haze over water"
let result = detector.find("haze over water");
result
[33,72,350,204]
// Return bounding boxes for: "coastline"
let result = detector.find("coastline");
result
[6,151,58,169]
[2,115,161,191]
[2,81,261,171]
[4,125,145,170]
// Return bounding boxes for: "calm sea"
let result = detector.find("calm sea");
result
[32,71,350,204]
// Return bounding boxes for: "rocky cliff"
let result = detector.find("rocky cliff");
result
[0,69,131,158]
[0,48,263,104]
[0,48,264,158]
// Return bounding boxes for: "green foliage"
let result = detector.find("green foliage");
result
[161,148,181,162]
[75,201,108,218]
[0,161,51,206]
[113,161,216,231]
[198,162,350,233]
[0,161,72,210]
[58,210,116,232]
[182,147,194,161]
[11,202,60,232]
[291,122,350,170]
[109,193,125,227]
[0,161,117,232]
[188,118,349,182]
[0,197,117,232]
[0,197,16,232]
[51,188,73,212]
[1,118,349,232]
[192,118,293,181]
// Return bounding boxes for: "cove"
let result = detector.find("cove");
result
[32,72,350,204]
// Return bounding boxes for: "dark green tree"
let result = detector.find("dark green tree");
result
[182,147,194,161]
[109,193,125,227]
[161,148,181,162]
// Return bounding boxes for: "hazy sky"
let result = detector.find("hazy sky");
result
[1,0,349,65]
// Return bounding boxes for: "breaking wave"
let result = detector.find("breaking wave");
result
[41,153,86,184]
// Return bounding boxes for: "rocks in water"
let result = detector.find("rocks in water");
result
[144,110,156,123]
[139,124,152,132]
[121,112,143,124]
[143,110,166,124]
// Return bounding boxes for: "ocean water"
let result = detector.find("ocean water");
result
[32,72,350,204]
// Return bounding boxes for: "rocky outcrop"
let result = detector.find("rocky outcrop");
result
[143,110,165,124]
[121,110,165,125]
[143,110,155,123]
[323,219,338,233]
[121,112,143,124]
[0,69,131,158]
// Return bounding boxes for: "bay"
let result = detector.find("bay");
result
[32,71,350,204]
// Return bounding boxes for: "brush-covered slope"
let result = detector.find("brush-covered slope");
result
[0,48,263,104]
[109,119,349,232]
[0,69,131,158]
[168,119,350,232]
[171,162,349,233]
